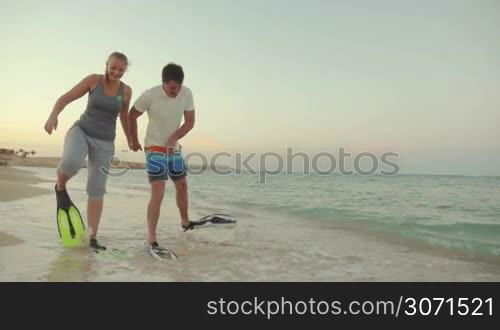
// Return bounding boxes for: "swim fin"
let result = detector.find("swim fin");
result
[55,185,86,247]
[182,214,237,231]
[199,214,237,224]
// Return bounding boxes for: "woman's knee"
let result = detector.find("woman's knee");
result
[87,186,106,199]
[86,177,107,199]
[58,159,82,178]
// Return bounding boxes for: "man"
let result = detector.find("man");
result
[128,63,196,256]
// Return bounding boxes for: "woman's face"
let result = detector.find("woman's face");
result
[106,57,127,81]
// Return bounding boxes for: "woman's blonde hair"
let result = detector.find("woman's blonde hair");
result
[108,51,128,65]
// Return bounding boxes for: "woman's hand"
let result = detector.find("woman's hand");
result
[44,115,58,135]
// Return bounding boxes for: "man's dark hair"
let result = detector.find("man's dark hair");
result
[162,63,184,84]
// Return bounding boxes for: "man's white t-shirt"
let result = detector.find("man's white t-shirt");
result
[133,85,195,149]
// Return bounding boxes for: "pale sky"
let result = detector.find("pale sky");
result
[1,0,499,175]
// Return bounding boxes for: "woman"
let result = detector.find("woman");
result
[44,52,132,250]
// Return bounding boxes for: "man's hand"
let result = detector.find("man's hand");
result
[166,136,177,155]
[128,107,144,152]
[129,140,143,152]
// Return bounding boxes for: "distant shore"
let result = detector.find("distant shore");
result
[0,149,230,171]
[1,153,145,170]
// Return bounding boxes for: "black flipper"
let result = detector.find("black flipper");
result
[182,220,206,232]
[148,242,178,260]
[199,214,237,224]
[182,214,237,231]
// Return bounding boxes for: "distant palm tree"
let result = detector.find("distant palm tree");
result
[22,151,29,158]
[30,150,36,157]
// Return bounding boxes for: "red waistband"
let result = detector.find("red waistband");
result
[145,146,168,153]
[145,145,182,154]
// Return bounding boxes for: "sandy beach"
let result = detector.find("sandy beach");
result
[0,166,52,202]
[0,232,24,248]
[0,166,51,276]
[0,166,51,257]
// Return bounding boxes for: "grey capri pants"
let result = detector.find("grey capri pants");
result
[58,126,115,199]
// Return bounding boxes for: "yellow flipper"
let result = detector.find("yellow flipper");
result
[57,207,85,248]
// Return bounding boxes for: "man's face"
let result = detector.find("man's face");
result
[163,80,182,97]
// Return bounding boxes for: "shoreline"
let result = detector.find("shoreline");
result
[1,165,499,281]
[0,166,52,251]
[0,166,52,202]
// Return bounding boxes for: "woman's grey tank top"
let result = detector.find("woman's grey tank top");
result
[74,79,124,141]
